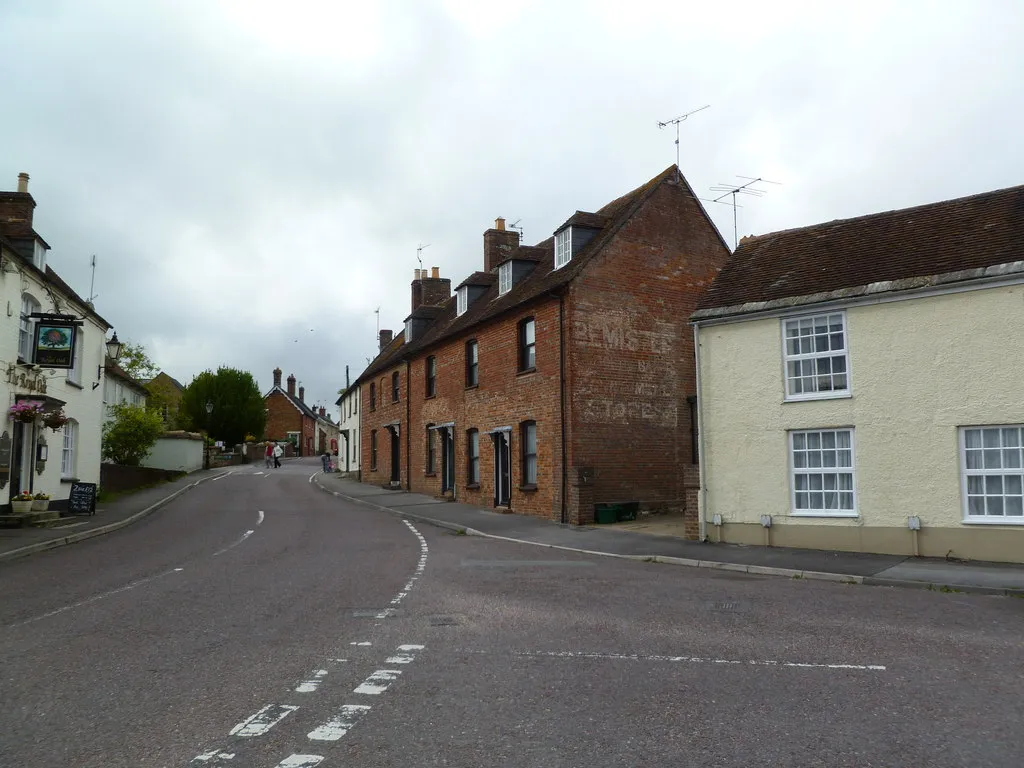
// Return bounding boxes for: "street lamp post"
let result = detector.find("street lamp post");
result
[204,400,213,469]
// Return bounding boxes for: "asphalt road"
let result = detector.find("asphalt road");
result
[1,458,1022,767]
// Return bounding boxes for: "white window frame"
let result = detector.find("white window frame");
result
[456,286,468,316]
[404,319,412,341]
[781,311,851,401]
[18,294,40,362]
[61,419,78,478]
[33,241,47,271]
[960,425,1024,524]
[789,428,857,517]
[554,227,572,269]
[498,262,512,296]
[66,328,83,385]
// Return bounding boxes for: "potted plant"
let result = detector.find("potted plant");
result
[11,490,33,514]
[32,492,50,512]
[8,401,44,424]
[42,409,69,432]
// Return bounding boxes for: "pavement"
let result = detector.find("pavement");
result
[312,473,1024,597]
[4,465,1024,595]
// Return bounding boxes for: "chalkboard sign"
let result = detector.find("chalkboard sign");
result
[68,482,97,516]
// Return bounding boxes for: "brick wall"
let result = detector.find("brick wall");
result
[360,361,408,487]
[406,295,565,519]
[265,391,316,455]
[566,177,730,533]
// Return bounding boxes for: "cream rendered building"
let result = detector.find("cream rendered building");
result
[692,184,1024,563]
[336,377,360,477]
[0,173,113,513]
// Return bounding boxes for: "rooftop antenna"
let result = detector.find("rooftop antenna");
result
[374,306,380,342]
[710,175,781,249]
[657,104,710,167]
[416,243,431,272]
[510,219,524,242]
[88,254,97,304]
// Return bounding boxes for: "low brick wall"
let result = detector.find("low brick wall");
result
[100,464,185,495]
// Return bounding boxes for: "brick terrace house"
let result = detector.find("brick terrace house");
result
[358,166,730,530]
[264,368,320,456]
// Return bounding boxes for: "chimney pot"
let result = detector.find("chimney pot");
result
[379,329,393,350]
[16,173,29,193]
[273,367,282,387]
[287,374,296,397]
[431,266,440,279]
[495,217,505,231]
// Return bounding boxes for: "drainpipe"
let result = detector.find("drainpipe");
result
[405,360,411,491]
[693,322,709,542]
[559,291,568,525]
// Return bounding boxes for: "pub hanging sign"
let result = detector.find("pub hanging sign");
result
[33,320,78,369]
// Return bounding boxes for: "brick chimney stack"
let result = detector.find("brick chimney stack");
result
[273,367,282,388]
[483,217,520,272]
[0,171,37,239]
[299,386,305,403]
[379,329,393,350]
[319,407,326,417]
[287,374,296,397]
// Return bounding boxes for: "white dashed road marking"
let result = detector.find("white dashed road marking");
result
[295,669,329,693]
[386,644,425,664]
[229,704,299,737]
[307,704,372,742]
[273,755,324,767]
[353,669,402,695]
[191,750,235,764]
[350,641,371,646]
[486,649,886,671]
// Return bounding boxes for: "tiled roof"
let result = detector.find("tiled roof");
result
[106,361,149,393]
[456,271,497,289]
[360,331,408,381]
[695,183,1024,316]
[356,165,694,383]
[560,211,609,230]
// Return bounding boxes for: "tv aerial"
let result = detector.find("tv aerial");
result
[657,105,710,167]
[710,176,781,249]
[416,243,431,272]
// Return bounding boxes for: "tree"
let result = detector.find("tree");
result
[102,403,166,466]
[180,367,266,447]
[118,342,159,381]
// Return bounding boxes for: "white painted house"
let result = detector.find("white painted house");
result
[0,173,116,512]
[692,183,1024,563]
[102,360,148,424]
[336,379,360,477]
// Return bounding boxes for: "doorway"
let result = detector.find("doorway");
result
[389,427,400,484]
[493,431,510,507]
[440,427,455,494]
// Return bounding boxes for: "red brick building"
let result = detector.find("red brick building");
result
[264,368,320,456]
[359,166,730,531]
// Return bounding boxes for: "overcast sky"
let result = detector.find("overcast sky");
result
[2,0,1021,415]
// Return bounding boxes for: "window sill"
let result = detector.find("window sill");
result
[783,391,852,403]
[961,517,1024,526]
[465,483,480,490]
[465,384,479,391]
[60,477,80,484]
[519,484,538,492]
[65,379,84,390]
[425,394,436,400]
[790,511,858,518]
[391,399,400,405]
[424,472,437,477]
[516,367,537,377]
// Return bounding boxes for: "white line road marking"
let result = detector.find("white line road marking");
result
[386,644,426,664]
[307,704,371,742]
[350,641,372,646]
[213,473,229,481]
[354,669,401,695]
[486,649,886,671]
[257,510,265,525]
[212,529,254,557]
[328,657,348,663]
[274,756,324,768]
[229,704,299,737]
[295,669,329,693]
[174,567,184,572]
[191,750,236,764]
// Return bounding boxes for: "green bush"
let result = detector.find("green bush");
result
[102,403,166,466]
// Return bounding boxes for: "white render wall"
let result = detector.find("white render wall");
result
[0,261,108,501]
[141,435,203,472]
[698,283,1024,539]
[338,387,360,473]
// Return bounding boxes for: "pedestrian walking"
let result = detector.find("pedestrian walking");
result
[264,442,273,469]
[273,442,283,468]
[321,449,331,473]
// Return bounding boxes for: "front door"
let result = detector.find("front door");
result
[389,428,401,484]
[11,421,33,500]
[440,428,455,494]
[493,431,510,507]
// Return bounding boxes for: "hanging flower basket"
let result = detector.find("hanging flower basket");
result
[9,401,44,423]
[42,409,69,431]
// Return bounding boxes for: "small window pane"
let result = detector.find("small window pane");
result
[793,433,806,450]
[965,450,982,470]
[967,476,984,494]
[1006,497,1024,516]
[1002,428,1021,447]
[983,450,1002,469]
[987,497,1004,516]
[964,429,983,449]
[985,476,1003,494]
[968,496,985,516]
[1006,475,1023,495]
[1003,449,1021,469]
[983,429,1001,448]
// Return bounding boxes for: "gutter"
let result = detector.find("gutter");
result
[405,360,411,490]
[693,322,709,542]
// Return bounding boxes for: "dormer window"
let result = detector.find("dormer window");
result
[33,241,47,271]
[404,319,412,341]
[498,262,512,296]
[554,227,572,269]
[456,286,468,316]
